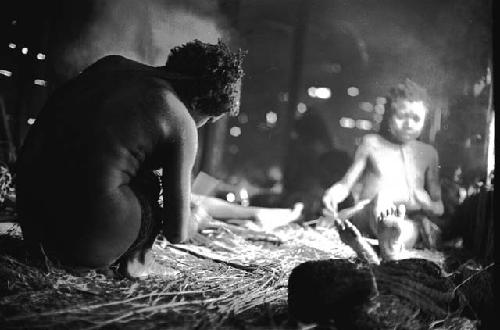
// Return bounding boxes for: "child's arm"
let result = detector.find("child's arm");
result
[414,147,444,216]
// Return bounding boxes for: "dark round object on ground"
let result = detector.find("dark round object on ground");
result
[287,259,375,324]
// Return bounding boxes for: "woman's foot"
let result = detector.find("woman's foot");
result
[121,249,155,278]
[120,248,180,278]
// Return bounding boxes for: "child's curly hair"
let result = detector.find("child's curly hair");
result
[164,39,245,116]
[379,78,431,138]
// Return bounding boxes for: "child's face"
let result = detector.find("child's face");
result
[389,99,427,143]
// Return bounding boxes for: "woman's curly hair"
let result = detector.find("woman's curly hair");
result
[164,39,245,116]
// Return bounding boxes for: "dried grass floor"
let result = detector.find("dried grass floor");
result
[0,220,489,330]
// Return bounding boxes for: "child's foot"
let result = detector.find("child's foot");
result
[255,202,304,231]
[376,205,406,261]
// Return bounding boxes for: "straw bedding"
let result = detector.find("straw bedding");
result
[0,218,491,329]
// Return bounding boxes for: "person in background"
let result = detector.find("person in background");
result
[282,109,353,221]
[322,79,444,260]
[187,165,303,231]
[16,40,244,278]
[191,193,304,231]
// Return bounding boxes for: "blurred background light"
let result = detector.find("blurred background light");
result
[228,144,239,154]
[373,113,383,123]
[0,70,12,77]
[356,119,373,130]
[339,117,355,128]
[308,87,331,99]
[315,87,331,99]
[376,97,387,105]
[240,188,249,206]
[229,126,241,137]
[34,79,47,86]
[239,188,248,200]
[327,63,342,73]
[486,67,491,84]
[278,92,289,102]
[226,192,236,203]
[297,102,307,114]
[307,87,316,97]
[238,113,248,124]
[374,104,385,114]
[359,101,373,112]
[347,86,359,97]
[266,111,278,124]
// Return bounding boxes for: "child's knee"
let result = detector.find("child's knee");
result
[418,217,441,249]
[377,216,419,260]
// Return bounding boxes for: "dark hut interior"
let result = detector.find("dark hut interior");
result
[0,0,494,329]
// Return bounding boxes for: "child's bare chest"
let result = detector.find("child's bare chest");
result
[368,143,428,189]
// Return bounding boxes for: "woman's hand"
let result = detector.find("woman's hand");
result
[188,201,212,236]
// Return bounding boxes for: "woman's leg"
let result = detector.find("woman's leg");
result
[118,171,163,278]
[192,194,257,219]
[193,194,303,230]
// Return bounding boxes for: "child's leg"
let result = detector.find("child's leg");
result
[411,213,441,250]
[370,191,419,259]
[349,203,378,238]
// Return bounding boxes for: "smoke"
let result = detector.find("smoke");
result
[59,0,232,80]
[353,7,448,99]
[333,0,490,104]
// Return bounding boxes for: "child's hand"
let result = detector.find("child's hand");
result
[322,184,349,217]
[412,189,433,211]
